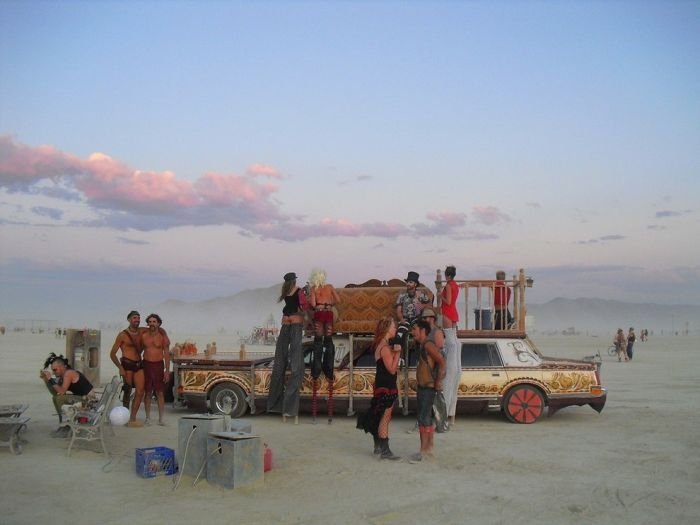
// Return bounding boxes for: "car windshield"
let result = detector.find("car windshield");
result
[524,337,544,358]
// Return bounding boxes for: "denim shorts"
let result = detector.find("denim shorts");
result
[417,386,436,427]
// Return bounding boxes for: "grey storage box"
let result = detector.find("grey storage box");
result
[178,414,226,477]
[206,431,263,489]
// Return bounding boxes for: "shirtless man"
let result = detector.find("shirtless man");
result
[110,310,146,427]
[141,313,170,426]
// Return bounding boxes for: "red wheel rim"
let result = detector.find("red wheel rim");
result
[507,387,543,423]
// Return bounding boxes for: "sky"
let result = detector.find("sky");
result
[1,1,699,326]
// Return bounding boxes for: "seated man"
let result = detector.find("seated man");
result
[40,353,95,437]
[395,271,433,349]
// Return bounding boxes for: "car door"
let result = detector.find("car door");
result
[458,342,509,410]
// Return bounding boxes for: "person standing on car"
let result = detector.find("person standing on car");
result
[440,265,461,427]
[267,272,307,423]
[356,317,401,459]
[494,270,513,330]
[627,327,636,360]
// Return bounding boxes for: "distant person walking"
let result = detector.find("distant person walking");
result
[627,327,636,360]
[614,328,629,362]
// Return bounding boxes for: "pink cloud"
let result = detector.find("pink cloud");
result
[426,211,467,227]
[246,163,282,178]
[0,136,490,241]
[0,136,86,185]
[471,205,511,225]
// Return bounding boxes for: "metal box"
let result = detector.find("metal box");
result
[177,414,226,477]
[206,431,263,489]
[65,329,101,385]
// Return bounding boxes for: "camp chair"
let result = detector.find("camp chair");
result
[66,376,121,458]
[41,372,85,425]
[0,404,30,455]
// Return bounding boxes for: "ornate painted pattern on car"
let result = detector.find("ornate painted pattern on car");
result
[543,371,595,392]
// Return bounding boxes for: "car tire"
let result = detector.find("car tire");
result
[503,384,544,424]
[209,383,247,417]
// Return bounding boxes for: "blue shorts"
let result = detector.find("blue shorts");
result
[417,386,436,427]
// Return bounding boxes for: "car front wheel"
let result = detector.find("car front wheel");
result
[504,385,544,424]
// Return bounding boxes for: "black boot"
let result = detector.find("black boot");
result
[373,436,381,455]
[379,438,400,460]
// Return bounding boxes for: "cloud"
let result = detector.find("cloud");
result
[576,234,625,244]
[471,205,511,225]
[117,236,150,245]
[647,225,667,231]
[655,209,692,219]
[0,136,505,242]
[526,202,541,208]
[411,212,467,236]
[31,206,63,220]
[599,235,625,241]
[246,164,282,178]
[337,174,374,186]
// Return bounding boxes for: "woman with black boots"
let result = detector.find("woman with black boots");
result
[357,317,401,460]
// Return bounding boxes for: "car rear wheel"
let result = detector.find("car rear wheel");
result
[209,383,247,417]
[504,385,544,424]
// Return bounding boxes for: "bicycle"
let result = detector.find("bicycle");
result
[607,344,618,357]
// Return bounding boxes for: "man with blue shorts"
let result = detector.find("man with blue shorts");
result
[410,319,445,463]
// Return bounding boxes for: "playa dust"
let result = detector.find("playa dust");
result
[0,332,698,525]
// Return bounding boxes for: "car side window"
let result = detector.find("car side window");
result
[461,343,503,367]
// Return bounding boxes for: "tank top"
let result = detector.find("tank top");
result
[441,280,459,322]
[282,290,301,316]
[374,349,397,391]
[69,371,93,396]
[427,326,445,353]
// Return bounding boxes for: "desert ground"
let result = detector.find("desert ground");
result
[0,330,698,525]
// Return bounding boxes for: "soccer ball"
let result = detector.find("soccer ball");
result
[109,406,130,426]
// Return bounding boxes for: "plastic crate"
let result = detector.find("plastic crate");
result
[135,446,177,478]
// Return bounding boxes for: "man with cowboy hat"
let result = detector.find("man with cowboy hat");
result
[395,271,434,350]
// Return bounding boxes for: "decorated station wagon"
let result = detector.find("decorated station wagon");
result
[173,270,606,424]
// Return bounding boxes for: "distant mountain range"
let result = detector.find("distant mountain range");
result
[155,286,699,336]
[527,297,698,335]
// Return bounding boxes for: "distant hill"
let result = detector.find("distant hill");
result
[155,287,699,336]
[527,297,699,335]
[155,284,280,334]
